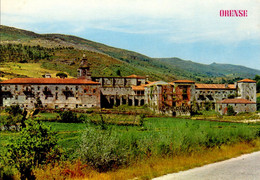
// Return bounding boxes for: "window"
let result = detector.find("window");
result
[76,86,78,91]
[15,95,18,100]
[56,86,58,90]
[38,86,40,90]
[15,85,18,91]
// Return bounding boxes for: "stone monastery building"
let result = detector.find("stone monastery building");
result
[0,57,257,116]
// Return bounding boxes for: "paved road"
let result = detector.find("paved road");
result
[153,151,260,180]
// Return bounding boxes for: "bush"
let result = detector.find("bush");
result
[2,105,25,131]
[56,72,68,79]
[257,96,260,111]
[3,119,61,180]
[5,105,22,116]
[60,111,78,123]
[227,105,236,116]
[79,127,127,172]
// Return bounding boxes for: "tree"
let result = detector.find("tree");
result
[56,72,68,79]
[227,105,236,116]
[116,69,121,76]
[4,120,60,180]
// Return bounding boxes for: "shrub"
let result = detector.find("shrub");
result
[56,72,68,79]
[227,105,236,116]
[3,119,61,180]
[3,105,25,131]
[257,96,260,111]
[77,114,88,123]
[60,111,78,123]
[79,127,127,172]
[5,105,22,116]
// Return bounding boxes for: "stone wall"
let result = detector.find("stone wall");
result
[237,82,256,102]
[194,89,237,110]
[216,103,256,115]
[92,76,146,108]
[92,77,146,87]
[0,84,100,109]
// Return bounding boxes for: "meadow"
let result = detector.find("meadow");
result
[1,114,260,179]
[0,62,74,81]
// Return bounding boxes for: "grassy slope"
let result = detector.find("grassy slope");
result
[1,25,259,81]
[0,62,74,80]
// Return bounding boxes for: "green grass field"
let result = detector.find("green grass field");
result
[1,117,259,159]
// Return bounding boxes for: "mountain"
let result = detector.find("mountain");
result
[0,25,259,82]
[157,58,260,79]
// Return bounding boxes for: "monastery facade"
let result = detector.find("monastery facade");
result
[0,58,257,116]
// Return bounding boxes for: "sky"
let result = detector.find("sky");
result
[2,0,260,70]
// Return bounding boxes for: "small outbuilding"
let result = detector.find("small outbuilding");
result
[216,98,256,115]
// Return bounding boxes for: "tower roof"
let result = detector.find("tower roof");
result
[79,58,90,69]
[237,79,256,83]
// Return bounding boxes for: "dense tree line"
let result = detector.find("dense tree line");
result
[254,75,260,93]
[0,44,74,62]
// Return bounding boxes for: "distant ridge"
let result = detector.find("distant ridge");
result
[1,25,259,82]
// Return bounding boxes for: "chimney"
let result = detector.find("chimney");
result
[146,75,149,82]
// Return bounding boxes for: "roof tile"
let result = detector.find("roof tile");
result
[173,80,195,83]
[237,79,256,83]
[0,78,100,85]
[195,84,236,89]
[217,98,256,104]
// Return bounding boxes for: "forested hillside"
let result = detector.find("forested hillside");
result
[1,25,259,82]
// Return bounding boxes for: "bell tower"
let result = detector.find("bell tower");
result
[77,54,92,80]
[237,79,256,102]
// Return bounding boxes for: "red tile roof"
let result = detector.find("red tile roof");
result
[132,84,145,91]
[217,98,256,104]
[195,84,236,89]
[145,81,170,87]
[172,80,195,83]
[0,78,100,85]
[126,74,145,79]
[237,79,256,83]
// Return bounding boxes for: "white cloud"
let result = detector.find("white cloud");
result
[2,0,260,43]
